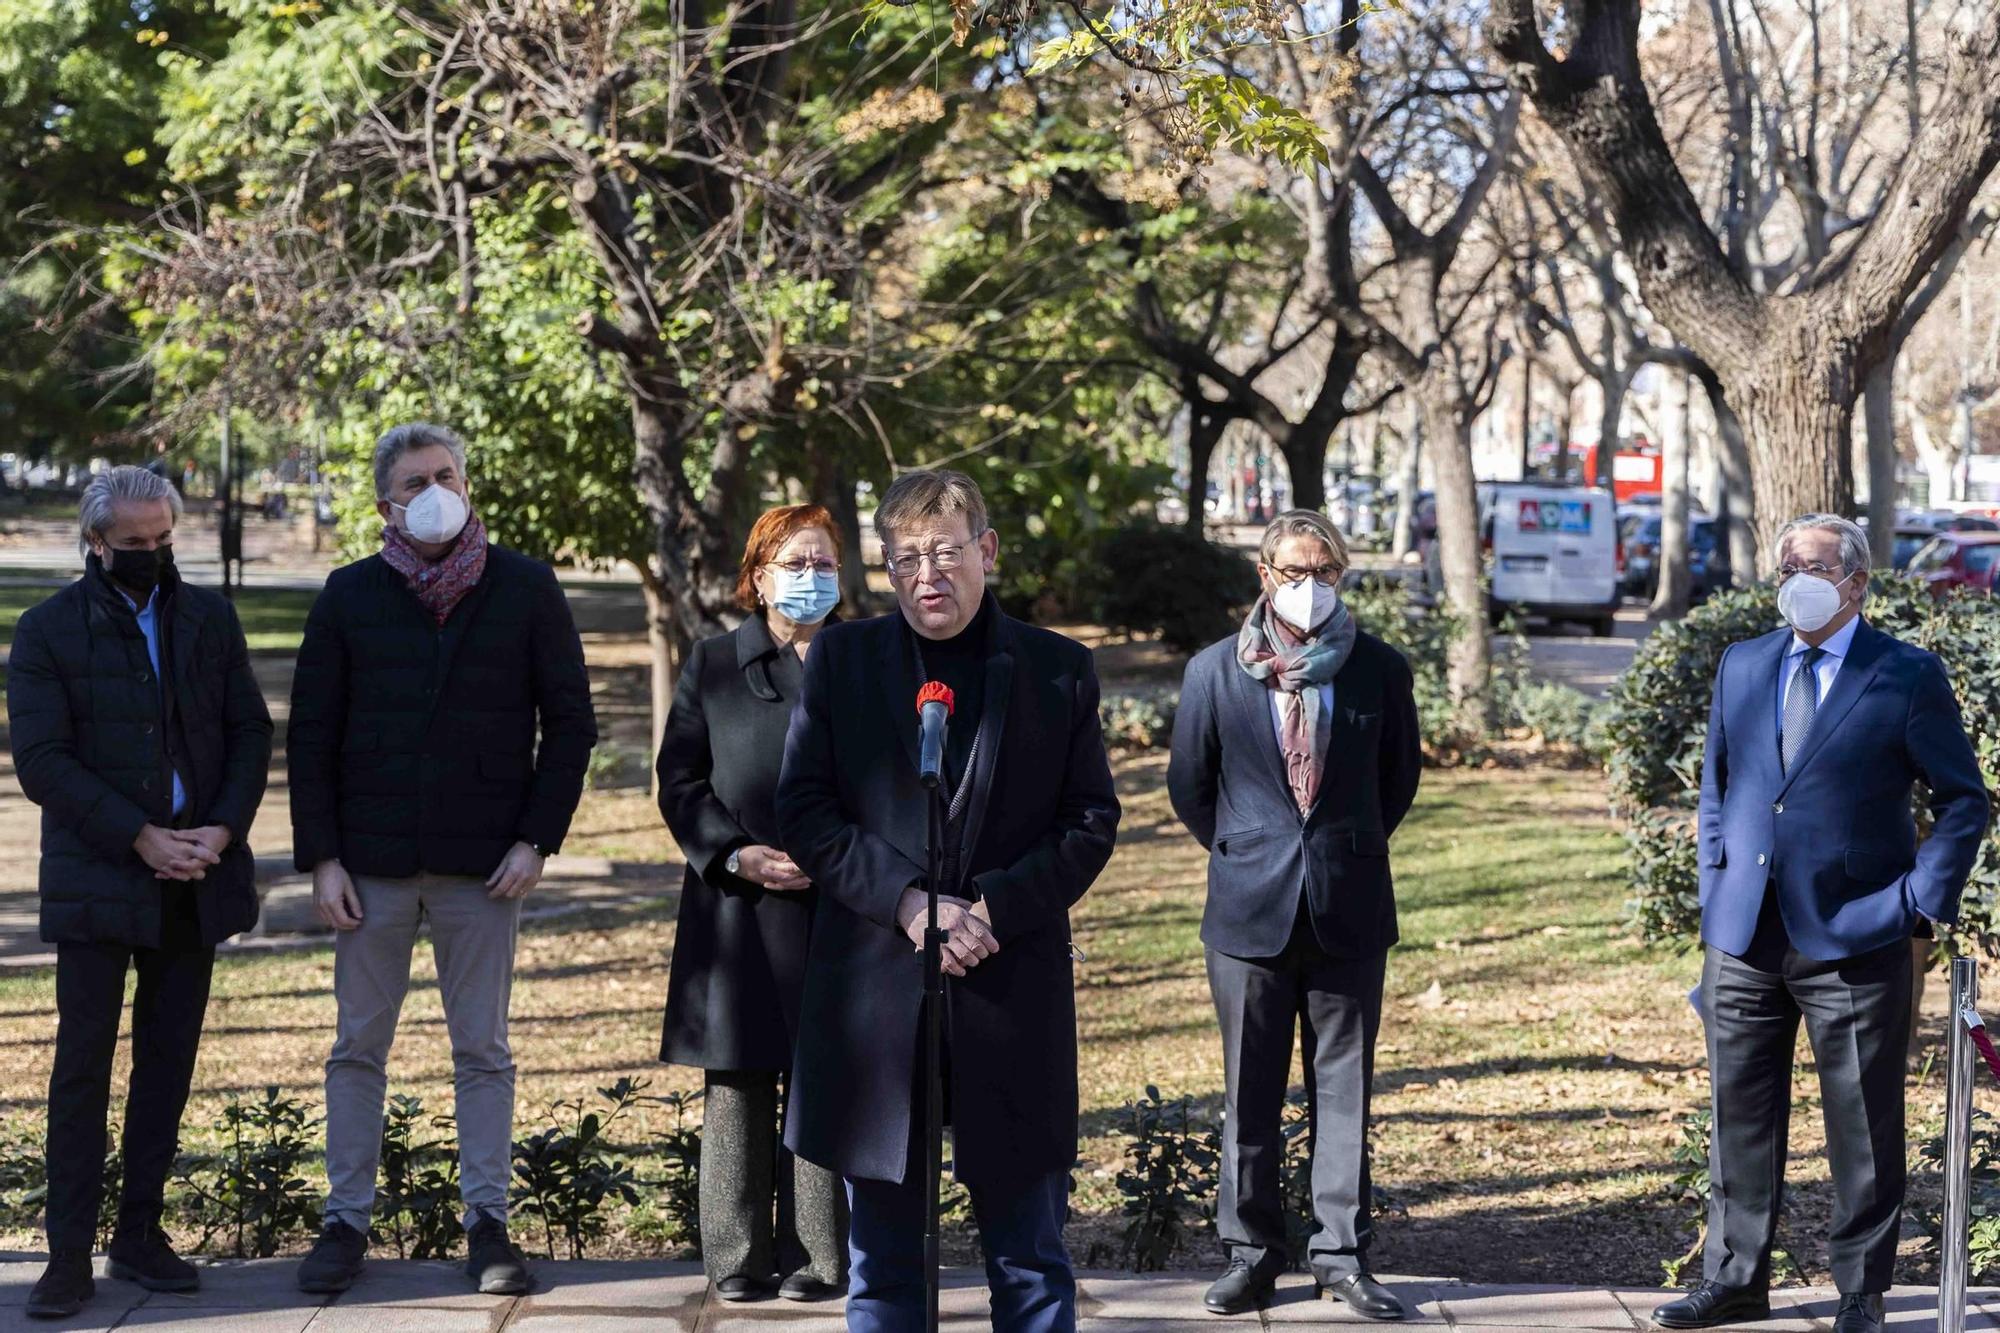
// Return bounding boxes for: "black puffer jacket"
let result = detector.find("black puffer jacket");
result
[287,545,597,878]
[7,559,274,949]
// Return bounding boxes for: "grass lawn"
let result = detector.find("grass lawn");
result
[0,496,89,525]
[0,582,318,655]
[0,760,1972,1283]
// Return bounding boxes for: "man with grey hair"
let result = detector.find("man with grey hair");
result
[777,467,1119,1331]
[1167,510,1421,1319]
[1654,513,1989,1333]
[288,423,596,1297]
[8,465,273,1318]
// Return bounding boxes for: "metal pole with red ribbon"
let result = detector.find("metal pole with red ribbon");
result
[1945,957,1979,1333]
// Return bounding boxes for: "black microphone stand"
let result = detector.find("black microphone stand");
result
[920,765,948,1333]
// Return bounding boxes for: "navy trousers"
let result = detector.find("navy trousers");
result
[845,1146,1074,1332]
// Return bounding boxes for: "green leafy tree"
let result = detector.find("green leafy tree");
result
[0,0,233,462]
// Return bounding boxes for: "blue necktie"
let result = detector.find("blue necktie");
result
[1780,646,1824,774]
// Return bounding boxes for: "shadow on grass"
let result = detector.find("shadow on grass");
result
[1375,1053,1698,1090]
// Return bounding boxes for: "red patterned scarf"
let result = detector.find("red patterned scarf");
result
[1235,593,1356,815]
[381,511,489,625]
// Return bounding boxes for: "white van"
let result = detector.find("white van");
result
[1482,483,1623,635]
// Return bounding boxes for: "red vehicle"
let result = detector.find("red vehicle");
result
[1577,442,1665,503]
[1905,530,2000,597]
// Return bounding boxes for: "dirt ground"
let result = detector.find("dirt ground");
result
[0,758,1983,1285]
[0,526,1984,1284]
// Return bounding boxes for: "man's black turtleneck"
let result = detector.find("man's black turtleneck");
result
[915,594,993,789]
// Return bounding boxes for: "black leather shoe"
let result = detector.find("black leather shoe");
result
[296,1219,368,1293]
[107,1225,199,1292]
[465,1212,530,1295]
[779,1272,845,1301]
[26,1253,94,1320]
[1651,1280,1770,1329]
[1320,1272,1408,1320]
[1203,1256,1280,1315]
[715,1275,775,1302]
[1832,1292,1883,1333]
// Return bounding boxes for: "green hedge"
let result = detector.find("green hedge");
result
[1605,577,2000,949]
[1089,522,1262,654]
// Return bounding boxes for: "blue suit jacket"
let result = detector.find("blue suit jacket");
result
[1698,620,1990,961]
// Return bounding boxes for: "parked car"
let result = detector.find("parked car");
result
[1890,524,1943,571]
[1618,511,1729,602]
[1482,482,1623,635]
[1906,531,2000,597]
[1910,510,2000,533]
[1327,479,1382,538]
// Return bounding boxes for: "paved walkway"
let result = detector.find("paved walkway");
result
[0,1260,1995,1332]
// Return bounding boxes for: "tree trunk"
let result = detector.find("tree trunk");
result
[1736,345,1856,564]
[1391,408,1424,559]
[1695,366,1758,584]
[1555,383,1575,481]
[1651,369,1694,619]
[638,564,678,796]
[1950,393,1975,502]
[1597,364,1631,486]
[629,394,739,658]
[1518,356,1534,480]
[1186,400,1229,533]
[1420,391,1492,733]
[1907,410,1958,505]
[812,447,872,611]
[1862,361,1899,565]
[1281,432,1328,513]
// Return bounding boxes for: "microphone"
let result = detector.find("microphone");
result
[916,681,955,790]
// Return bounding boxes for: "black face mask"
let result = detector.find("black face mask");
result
[103,544,175,595]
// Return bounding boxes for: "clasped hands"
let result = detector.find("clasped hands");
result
[895,884,999,978]
[134,823,230,881]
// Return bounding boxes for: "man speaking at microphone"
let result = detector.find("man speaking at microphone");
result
[777,468,1120,1332]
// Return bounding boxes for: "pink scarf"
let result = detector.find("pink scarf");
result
[381,512,489,625]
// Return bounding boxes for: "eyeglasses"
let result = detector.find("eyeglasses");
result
[766,558,839,576]
[886,532,986,579]
[1271,564,1344,586]
[1777,562,1842,581]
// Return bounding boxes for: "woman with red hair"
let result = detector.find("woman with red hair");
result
[656,504,848,1302]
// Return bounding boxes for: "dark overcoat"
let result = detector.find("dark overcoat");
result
[775,595,1121,1187]
[8,557,273,949]
[287,545,597,878]
[657,614,818,1071]
[1166,629,1421,959]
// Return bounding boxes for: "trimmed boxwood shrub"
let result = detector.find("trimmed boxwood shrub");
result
[1088,522,1261,654]
[1342,577,1469,757]
[1605,575,2000,950]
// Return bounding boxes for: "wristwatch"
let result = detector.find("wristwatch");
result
[725,848,743,877]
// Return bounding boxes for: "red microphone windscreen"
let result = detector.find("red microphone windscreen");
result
[915,681,956,716]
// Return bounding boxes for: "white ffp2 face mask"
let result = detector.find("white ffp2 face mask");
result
[392,484,470,545]
[1272,578,1340,633]
[1777,569,1853,634]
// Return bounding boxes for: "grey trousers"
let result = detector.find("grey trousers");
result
[1702,936,1911,1294]
[324,873,522,1233]
[701,1069,847,1284]
[1207,920,1386,1282]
